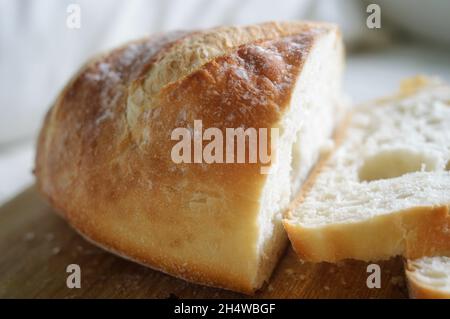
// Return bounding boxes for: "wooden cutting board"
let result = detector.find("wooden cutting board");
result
[0,186,408,298]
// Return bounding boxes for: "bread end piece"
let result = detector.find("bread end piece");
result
[406,257,450,299]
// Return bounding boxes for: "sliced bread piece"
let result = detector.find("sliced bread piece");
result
[406,257,450,299]
[284,77,450,263]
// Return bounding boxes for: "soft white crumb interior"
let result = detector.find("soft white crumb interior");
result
[292,84,450,226]
[257,31,343,257]
[409,256,450,291]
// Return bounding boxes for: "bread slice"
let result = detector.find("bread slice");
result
[406,256,450,299]
[284,77,450,263]
[35,21,344,293]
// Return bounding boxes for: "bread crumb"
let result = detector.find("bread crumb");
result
[390,276,405,287]
[52,247,61,255]
[285,268,294,275]
[24,232,35,241]
[299,274,306,281]
[324,285,330,291]
[45,233,55,241]
[267,284,274,292]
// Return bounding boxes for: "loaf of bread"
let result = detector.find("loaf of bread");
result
[284,77,450,263]
[35,21,344,293]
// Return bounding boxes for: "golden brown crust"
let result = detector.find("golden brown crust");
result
[35,21,340,293]
[406,282,450,299]
[285,205,450,262]
[405,259,450,299]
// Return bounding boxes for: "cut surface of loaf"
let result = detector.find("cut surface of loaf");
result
[406,256,450,299]
[284,77,450,263]
[35,21,344,293]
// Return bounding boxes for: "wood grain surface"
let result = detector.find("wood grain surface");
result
[0,186,408,299]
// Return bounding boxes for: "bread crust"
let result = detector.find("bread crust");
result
[35,21,341,293]
[405,259,450,299]
[285,205,450,262]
